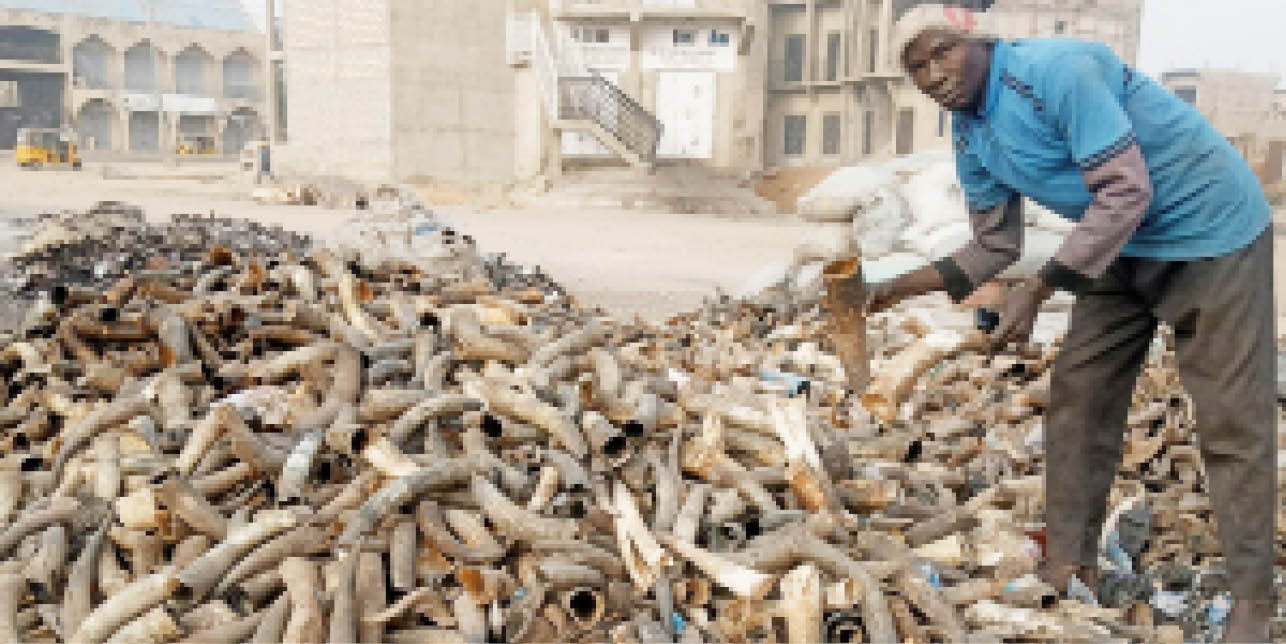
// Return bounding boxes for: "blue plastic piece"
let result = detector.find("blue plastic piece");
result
[671,612,686,635]
[916,562,941,588]
[761,370,810,396]
[1104,534,1133,575]
[1206,593,1231,626]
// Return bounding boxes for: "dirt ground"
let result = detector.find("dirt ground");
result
[754,166,836,214]
[0,162,832,321]
[3,161,1284,328]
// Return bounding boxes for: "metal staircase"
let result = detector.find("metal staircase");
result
[525,12,663,170]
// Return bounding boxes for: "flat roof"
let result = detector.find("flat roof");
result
[0,0,254,32]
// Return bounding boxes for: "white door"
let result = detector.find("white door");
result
[656,71,714,159]
[562,70,620,157]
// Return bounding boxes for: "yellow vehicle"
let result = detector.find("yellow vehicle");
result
[15,128,82,169]
[176,135,217,156]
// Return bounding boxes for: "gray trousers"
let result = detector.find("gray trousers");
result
[1045,229,1277,600]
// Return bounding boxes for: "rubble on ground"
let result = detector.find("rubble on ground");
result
[0,195,1281,643]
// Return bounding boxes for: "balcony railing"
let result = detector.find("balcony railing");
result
[558,74,662,164]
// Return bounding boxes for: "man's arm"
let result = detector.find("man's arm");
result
[1037,140,1153,292]
[868,196,1023,312]
[989,145,1152,347]
[933,195,1024,303]
[1037,55,1155,292]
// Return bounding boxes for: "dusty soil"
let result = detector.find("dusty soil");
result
[3,161,1285,328]
[755,166,837,214]
[0,162,833,322]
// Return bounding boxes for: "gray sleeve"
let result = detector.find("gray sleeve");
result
[932,194,1023,303]
[1038,142,1154,293]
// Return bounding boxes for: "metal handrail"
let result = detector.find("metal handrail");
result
[531,13,663,164]
[558,74,662,163]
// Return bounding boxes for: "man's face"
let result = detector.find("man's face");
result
[904,29,981,111]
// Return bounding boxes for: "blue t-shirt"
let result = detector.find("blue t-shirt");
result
[953,38,1270,260]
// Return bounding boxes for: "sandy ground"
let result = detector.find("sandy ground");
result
[0,162,833,321]
[0,162,354,240]
[430,204,832,320]
[3,161,1284,327]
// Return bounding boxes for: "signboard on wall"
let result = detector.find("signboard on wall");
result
[558,24,631,71]
[123,93,161,112]
[641,24,737,71]
[162,94,218,115]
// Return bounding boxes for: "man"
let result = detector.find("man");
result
[869,5,1276,640]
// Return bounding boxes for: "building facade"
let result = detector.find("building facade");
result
[534,0,760,172]
[1161,69,1286,185]
[276,0,517,185]
[511,0,1143,175]
[760,0,1143,169]
[269,0,1143,184]
[0,0,267,155]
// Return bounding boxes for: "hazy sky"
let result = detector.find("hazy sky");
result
[240,0,1286,84]
[1137,0,1286,83]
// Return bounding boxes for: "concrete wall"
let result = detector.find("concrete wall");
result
[280,0,393,181]
[1161,70,1286,179]
[891,85,948,154]
[987,0,1143,65]
[390,0,515,184]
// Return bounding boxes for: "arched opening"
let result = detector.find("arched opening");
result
[223,49,257,100]
[175,45,211,95]
[124,41,158,92]
[223,108,261,157]
[73,36,113,89]
[77,99,113,150]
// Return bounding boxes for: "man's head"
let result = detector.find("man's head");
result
[902,28,991,111]
[893,5,993,111]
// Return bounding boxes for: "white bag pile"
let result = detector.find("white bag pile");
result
[794,151,1075,283]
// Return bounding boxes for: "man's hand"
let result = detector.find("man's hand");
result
[991,279,1054,350]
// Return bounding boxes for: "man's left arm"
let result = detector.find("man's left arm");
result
[1037,138,1154,293]
[992,55,1154,346]
[1039,55,1155,292]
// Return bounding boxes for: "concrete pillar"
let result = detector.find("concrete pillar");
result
[121,108,131,152]
[266,0,280,144]
[879,0,891,74]
[805,0,815,83]
[112,43,126,91]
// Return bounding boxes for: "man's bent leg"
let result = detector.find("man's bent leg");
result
[1046,266,1156,576]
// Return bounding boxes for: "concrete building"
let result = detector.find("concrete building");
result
[756,0,1142,168]
[276,0,518,185]
[986,0,1142,66]
[0,0,267,155]
[516,0,759,175]
[272,0,1142,185]
[1161,69,1286,185]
